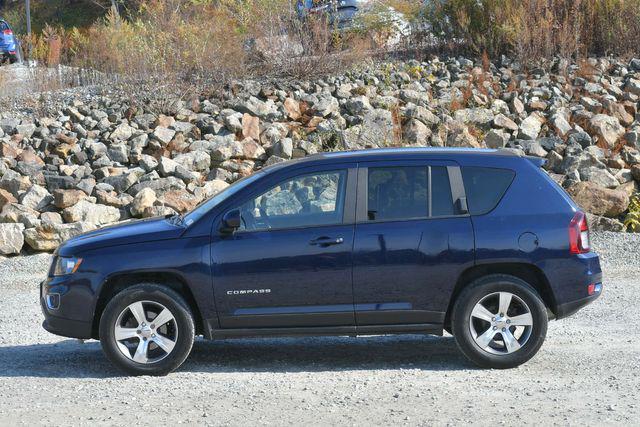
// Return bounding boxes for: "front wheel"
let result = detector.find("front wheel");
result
[451,275,548,369]
[99,283,195,376]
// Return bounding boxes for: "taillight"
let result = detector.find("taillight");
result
[569,211,590,254]
[3,30,12,36]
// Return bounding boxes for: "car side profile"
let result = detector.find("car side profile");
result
[40,148,603,376]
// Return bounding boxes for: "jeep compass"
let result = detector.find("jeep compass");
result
[41,148,603,375]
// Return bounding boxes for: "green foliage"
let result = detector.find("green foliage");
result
[624,194,640,233]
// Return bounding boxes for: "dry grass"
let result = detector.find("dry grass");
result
[424,0,640,64]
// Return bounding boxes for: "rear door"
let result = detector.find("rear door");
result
[352,160,475,327]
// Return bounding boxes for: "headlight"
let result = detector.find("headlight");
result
[53,257,83,276]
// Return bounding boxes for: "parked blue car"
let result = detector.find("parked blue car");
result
[41,148,602,375]
[0,18,19,64]
[297,0,360,30]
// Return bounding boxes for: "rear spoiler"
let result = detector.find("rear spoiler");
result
[526,156,547,168]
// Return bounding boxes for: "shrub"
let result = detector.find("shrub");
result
[625,194,640,233]
[422,0,640,63]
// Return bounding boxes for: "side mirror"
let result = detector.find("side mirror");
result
[220,209,241,233]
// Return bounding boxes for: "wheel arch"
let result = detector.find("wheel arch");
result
[445,263,557,330]
[92,272,205,340]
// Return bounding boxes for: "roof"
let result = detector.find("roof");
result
[260,147,525,174]
[311,147,517,160]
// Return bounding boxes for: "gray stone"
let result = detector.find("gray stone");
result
[158,157,180,176]
[108,144,130,164]
[152,127,176,144]
[272,139,294,159]
[24,221,95,251]
[454,108,494,127]
[403,119,431,146]
[586,213,625,232]
[518,114,544,140]
[589,114,625,148]
[0,223,24,255]
[110,122,134,141]
[102,171,140,193]
[19,185,53,212]
[345,96,373,115]
[62,200,121,226]
[16,123,37,138]
[493,114,518,132]
[139,154,159,172]
[580,167,619,188]
[484,129,510,149]
[0,203,40,228]
[130,188,157,217]
[526,142,548,158]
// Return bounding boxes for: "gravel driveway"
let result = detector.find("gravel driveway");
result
[0,232,638,426]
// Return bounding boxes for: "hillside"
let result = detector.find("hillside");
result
[0,0,106,33]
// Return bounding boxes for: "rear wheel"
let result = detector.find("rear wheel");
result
[451,275,548,369]
[99,283,195,376]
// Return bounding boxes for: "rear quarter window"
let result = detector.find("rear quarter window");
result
[462,167,515,215]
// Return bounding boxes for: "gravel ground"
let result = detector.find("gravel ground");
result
[0,232,638,426]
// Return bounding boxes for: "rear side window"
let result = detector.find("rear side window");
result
[462,167,515,215]
[431,166,455,217]
[0,22,8,31]
[368,167,428,221]
[366,165,457,221]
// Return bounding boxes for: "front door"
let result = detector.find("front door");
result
[211,165,357,329]
[352,161,475,327]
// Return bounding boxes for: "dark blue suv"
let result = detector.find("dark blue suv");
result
[40,148,602,375]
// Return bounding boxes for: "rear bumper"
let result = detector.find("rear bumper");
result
[555,286,602,319]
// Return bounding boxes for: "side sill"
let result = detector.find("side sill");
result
[209,323,443,340]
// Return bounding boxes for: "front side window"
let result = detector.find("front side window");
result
[239,170,347,231]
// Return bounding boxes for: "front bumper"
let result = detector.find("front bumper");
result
[40,277,96,339]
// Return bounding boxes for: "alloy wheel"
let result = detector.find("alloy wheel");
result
[113,301,178,364]
[468,292,533,355]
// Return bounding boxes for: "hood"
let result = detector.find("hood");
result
[57,216,186,256]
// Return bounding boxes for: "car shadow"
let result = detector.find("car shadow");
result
[0,335,473,379]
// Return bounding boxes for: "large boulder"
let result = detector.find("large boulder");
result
[567,182,630,217]
[0,203,40,228]
[24,222,95,251]
[453,108,494,127]
[160,191,200,213]
[130,188,157,217]
[19,185,53,212]
[0,223,25,255]
[62,200,121,226]
[357,109,395,148]
[589,114,625,148]
[518,114,544,140]
[53,189,89,209]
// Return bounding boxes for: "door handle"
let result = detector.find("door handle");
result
[310,237,344,247]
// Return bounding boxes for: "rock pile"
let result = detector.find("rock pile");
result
[0,56,639,254]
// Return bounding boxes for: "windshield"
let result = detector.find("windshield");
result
[182,171,265,226]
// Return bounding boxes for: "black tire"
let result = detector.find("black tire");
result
[99,283,195,376]
[8,54,17,64]
[451,274,548,369]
